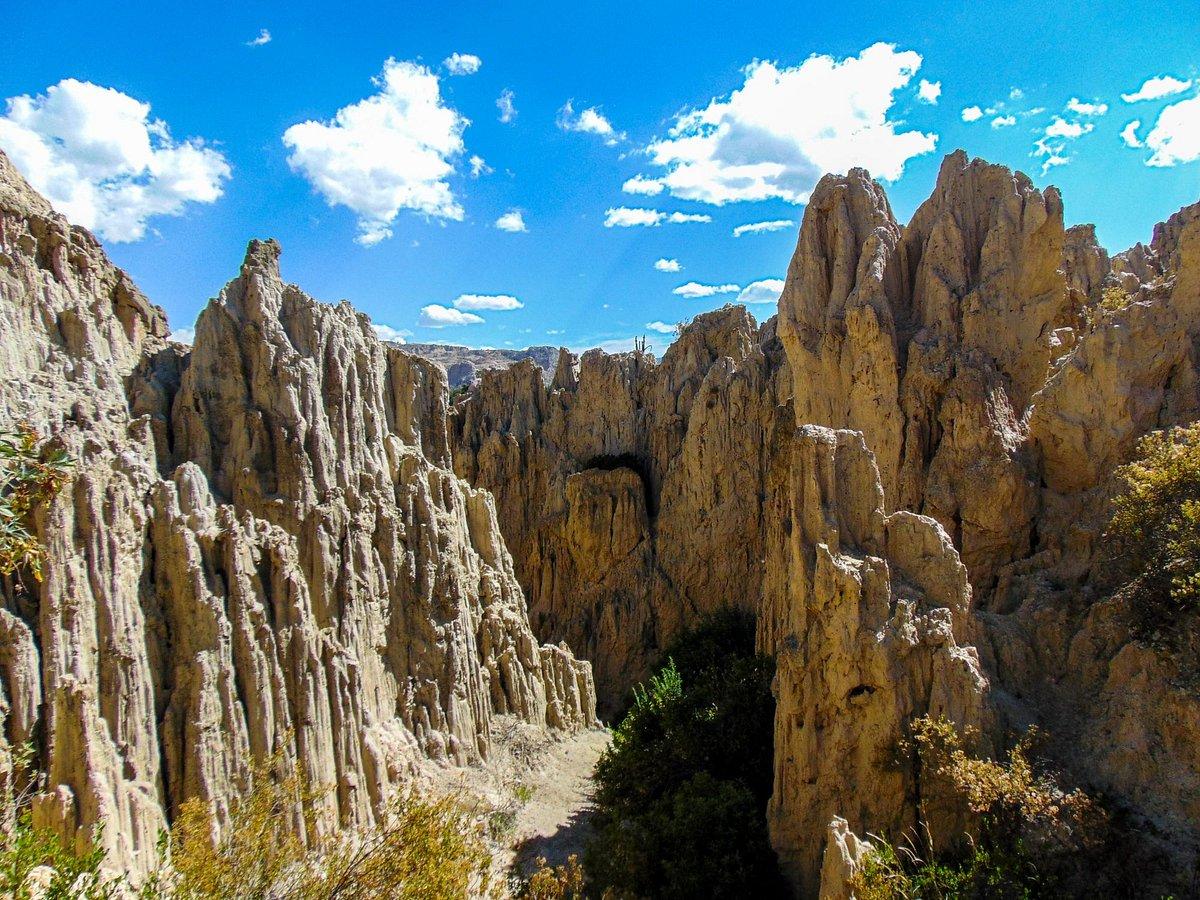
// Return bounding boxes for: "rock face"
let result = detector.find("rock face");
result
[0,150,594,877]
[770,150,1200,894]
[452,149,1200,894]
[451,305,793,711]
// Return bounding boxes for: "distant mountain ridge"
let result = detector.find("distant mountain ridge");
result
[398,342,562,387]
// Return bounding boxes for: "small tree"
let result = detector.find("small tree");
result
[0,425,71,581]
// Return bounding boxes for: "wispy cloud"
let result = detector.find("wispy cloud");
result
[497,88,517,123]
[557,100,624,145]
[419,304,484,327]
[673,282,740,299]
[733,219,794,237]
[646,321,677,333]
[1122,75,1193,103]
[246,28,271,47]
[603,207,711,227]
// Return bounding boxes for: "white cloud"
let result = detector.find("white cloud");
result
[169,327,195,345]
[246,28,271,47]
[419,304,484,327]
[673,281,740,298]
[453,293,522,311]
[622,174,664,195]
[654,258,681,272]
[1045,117,1093,139]
[496,88,517,123]
[1040,152,1070,173]
[991,115,1016,128]
[1145,94,1200,167]
[646,321,677,333]
[469,154,491,177]
[736,278,785,304]
[443,53,481,76]
[1009,87,1025,101]
[372,323,412,343]
[961,105,984,123]
[557,100,624,145]
[1122,75,1193,103]
[917,79,941,104]
[1120,120,1143,148]
[1066,97,1108,117]
[282,59,466,246]
[632,43,935,206]
[495,209,527,232]
[603,207,711,227]
[733,219,794,237]
[0,78,230,242]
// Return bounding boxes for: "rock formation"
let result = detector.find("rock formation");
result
[0,149,594,878]
[451,305,792,711]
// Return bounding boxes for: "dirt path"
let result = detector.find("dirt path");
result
[509,727,610,874]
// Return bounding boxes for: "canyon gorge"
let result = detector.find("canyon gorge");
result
[2,142,1199,896]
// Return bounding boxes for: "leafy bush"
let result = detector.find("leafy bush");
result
[0,744,116,900]
[519,854,585,899]
[160,755,492,899]
[848,717,1106,900]
[1107,422,1200,642]
[586,609,786,899]
[0,425,71,580]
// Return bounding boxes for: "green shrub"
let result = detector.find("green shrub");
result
[848,717,1106,900]
[0,425,71,581]
[1107,422,1200,642]
[586,609,786,898]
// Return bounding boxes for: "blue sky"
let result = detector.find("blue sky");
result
[2,0,1198,353]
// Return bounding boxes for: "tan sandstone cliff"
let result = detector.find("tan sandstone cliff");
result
[0,150,595,877]
[451,149,1200,896]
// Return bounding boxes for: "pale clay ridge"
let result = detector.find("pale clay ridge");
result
[450,148,1200,896]
[0,149,595,878]
[3,138,1200,900]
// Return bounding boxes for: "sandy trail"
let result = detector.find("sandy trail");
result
[508,727,611,874]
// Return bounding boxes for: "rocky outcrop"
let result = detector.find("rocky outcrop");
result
[0,150,594,877]
[451,306,792,711]
[772,150,1200,895]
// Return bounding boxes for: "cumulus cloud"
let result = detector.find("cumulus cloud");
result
[654,258,681,272]
[1120,120,1143,148]
[557,100,624,145]
[247,29,271,47]
[282,59,467,246]
[1122,75,1193,103]
[736,278,785,304]
[1066,97,1108,117]
[469,154,491,177]
[961,105,984,122]
[453,293,522,310]
[1045,117,1093,139]
[0,78,230,242]
[622,174,664,195]
[646,321,677,333]
[1145,94,1200,166]
[991,115,1016,128]
[443,53,481,76]
[372,323,412,343]
[603,207,711,227]
[495,209,527,232]
[496,88,517,123]
[419,304,484,327]
[169,327,195,345]
[732,219,794,237]
[627,43,935,206]
[917,79,941,104]
[673,282,739,298]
